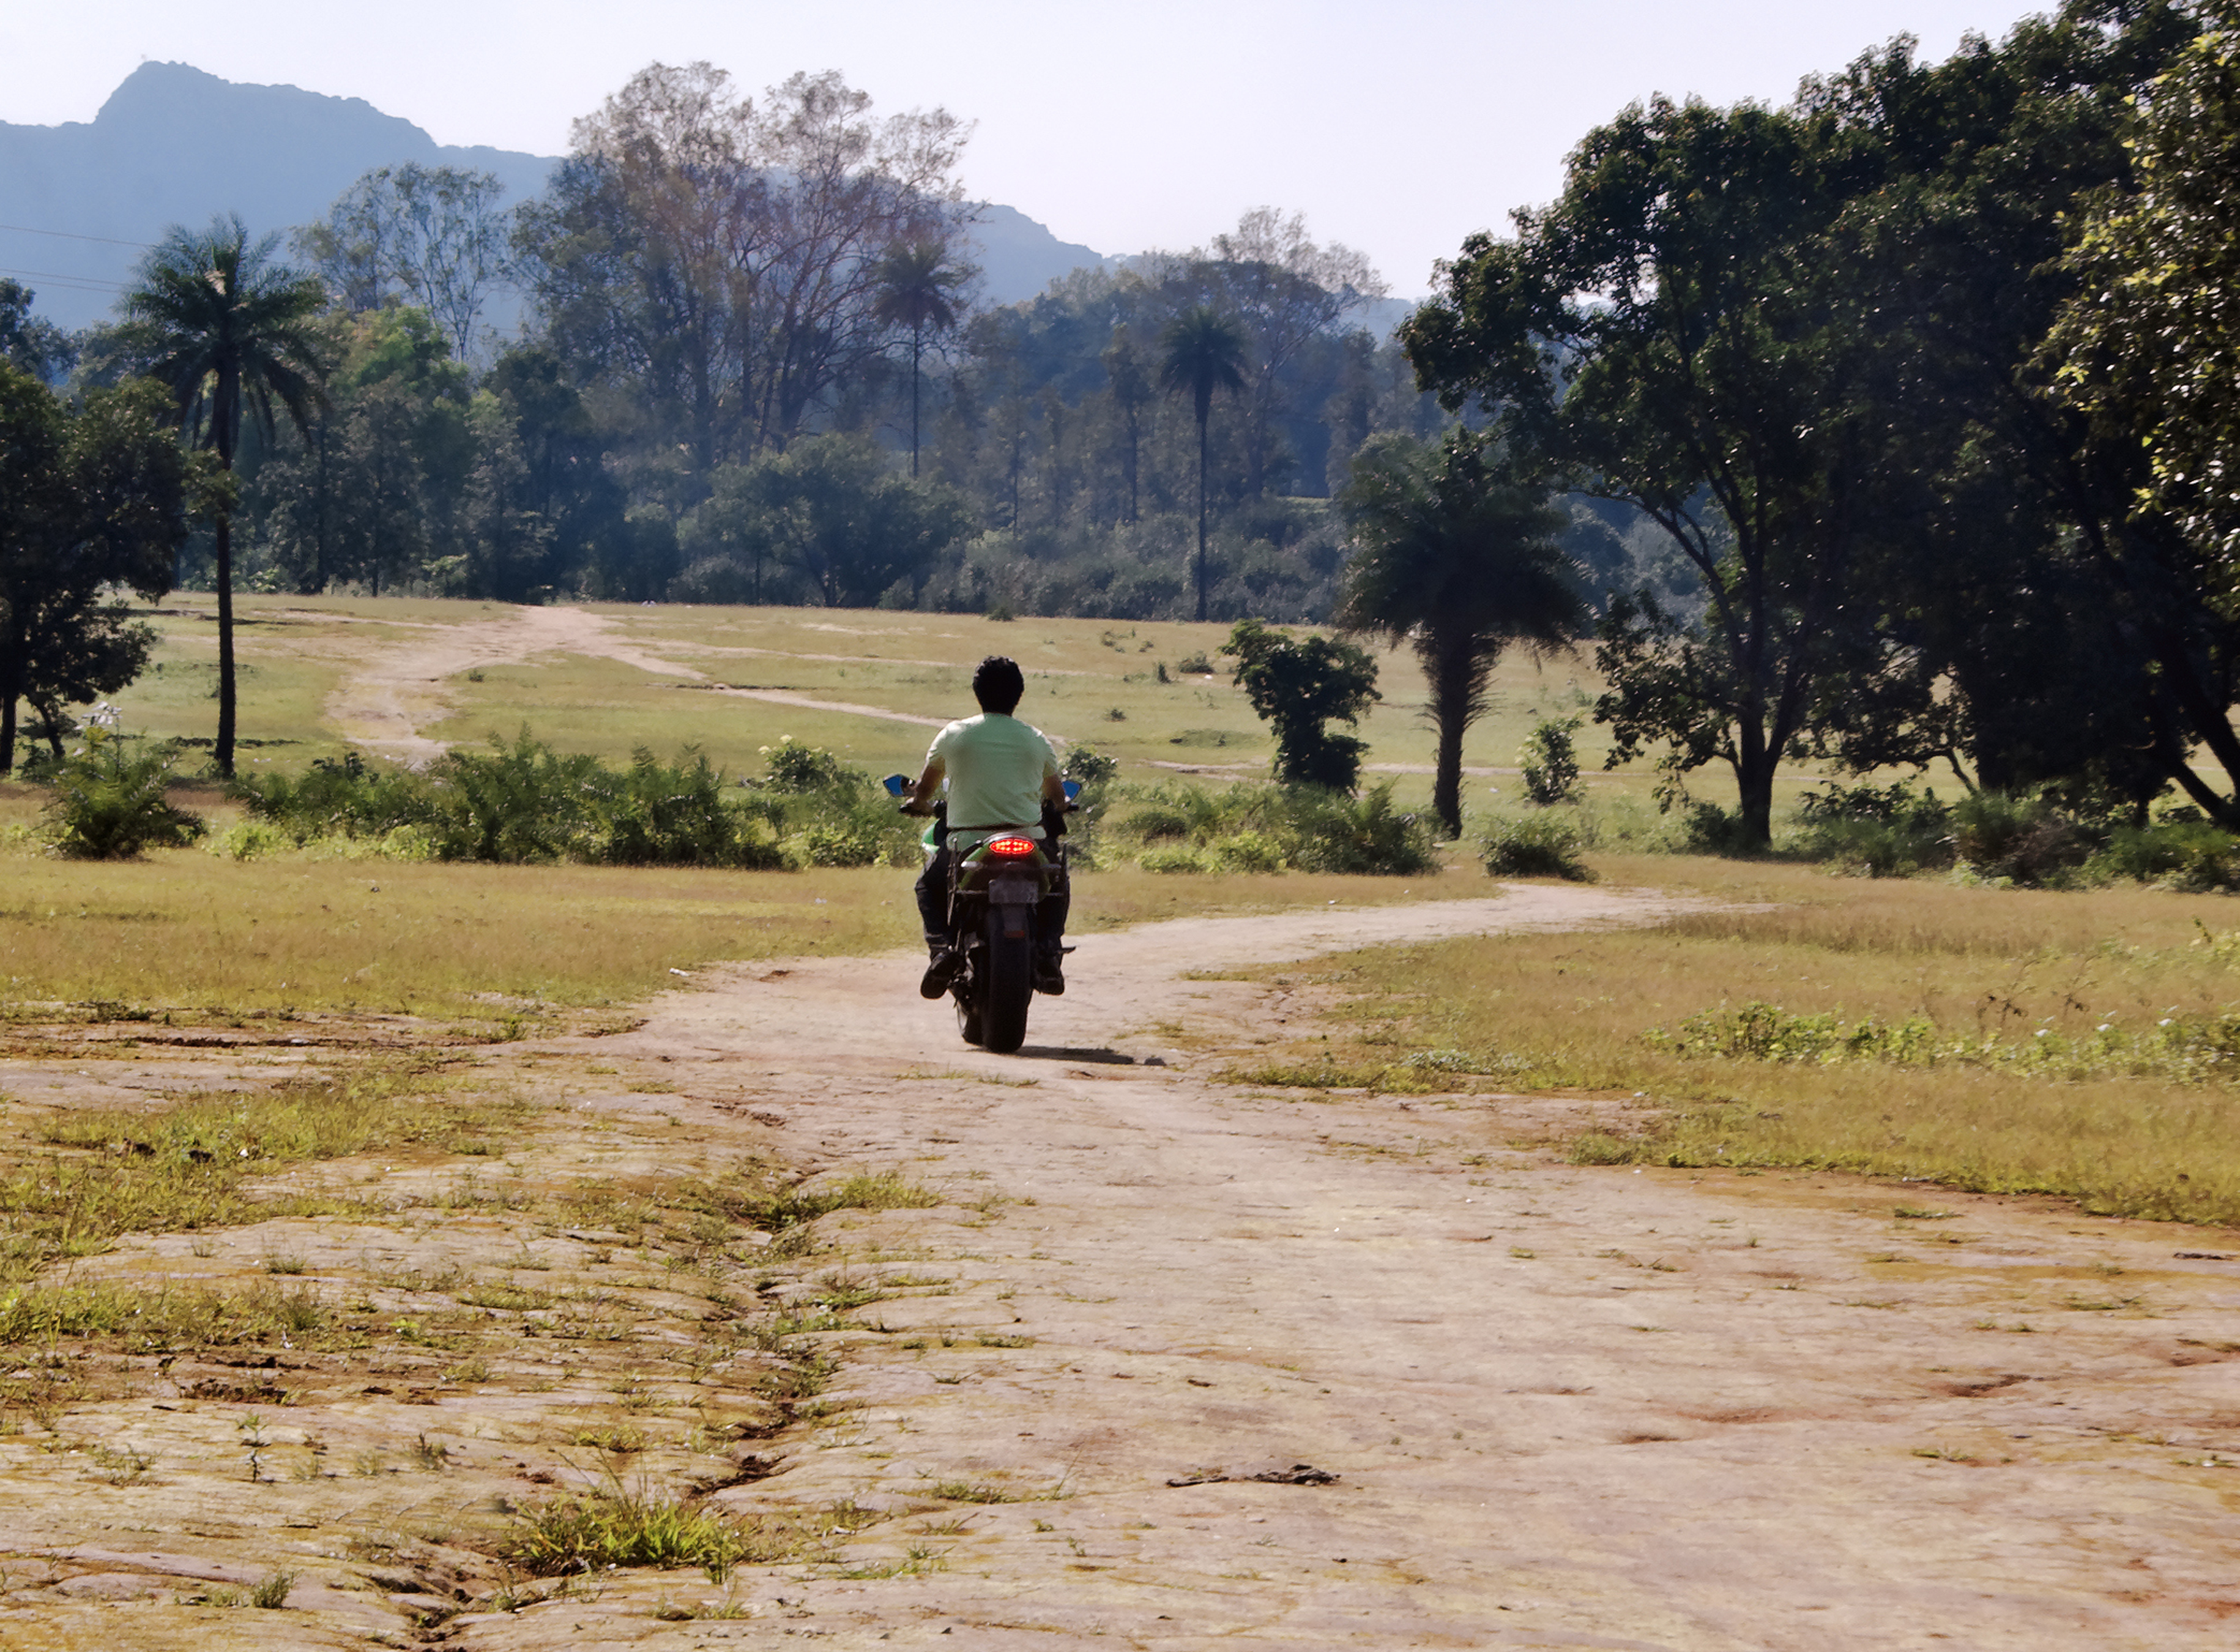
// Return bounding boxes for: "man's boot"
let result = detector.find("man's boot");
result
[1033,947,1065,995]
[920,942,959,1000]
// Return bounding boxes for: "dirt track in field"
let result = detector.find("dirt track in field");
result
[8,884,2238,1649]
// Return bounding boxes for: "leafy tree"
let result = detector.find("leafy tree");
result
[1174,209,1386,497]
[873,238,970,476]
[298,163,515,359]
[2048,1,2240,579]
[1159,306,1248,622]
[1789,4,2208,818]
[1404,97,1885,846]
[518,63,970,471]
[1222,617,1380,791]
[121,214,327,776]
[0,366,190,771]
[1336,430,1585,838]
[1100,324,1154,524]
[677,436,970,607]
[1,280,75,382]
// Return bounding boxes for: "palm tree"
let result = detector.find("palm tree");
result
[1337,430,1588,839]
[1158,306,1247,622]
[872,239,968,477]
[123,215,328,776]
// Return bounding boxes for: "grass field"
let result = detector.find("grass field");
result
[88,593,1850,816]
[15,594,2240,1230]
[1237,855,2240,1228]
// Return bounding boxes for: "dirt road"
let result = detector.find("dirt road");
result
[4,887,2236,1650]
[482,889,2240,1650]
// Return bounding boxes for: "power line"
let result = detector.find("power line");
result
[0,264,127,293]
[0,221,155,249]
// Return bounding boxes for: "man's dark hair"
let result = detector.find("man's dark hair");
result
[972,655,1025,714]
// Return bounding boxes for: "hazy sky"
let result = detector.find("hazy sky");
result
[4,0,2055,294]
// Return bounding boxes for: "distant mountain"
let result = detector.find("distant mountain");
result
[0,62,1117,335]
[0,63,553,332]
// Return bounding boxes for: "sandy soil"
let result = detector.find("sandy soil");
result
[5,886,2236,1648]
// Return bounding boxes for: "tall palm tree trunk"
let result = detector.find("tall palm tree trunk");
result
[215,510,237,778]
[909,325,923,477]
[214,371,240,779]
[1195,407,1210,623]
[1426,634,1478,841]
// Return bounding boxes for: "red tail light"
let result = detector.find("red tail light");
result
[986,835,1036,858]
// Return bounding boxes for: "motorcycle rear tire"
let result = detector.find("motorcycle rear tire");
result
[981,918,1035,1055]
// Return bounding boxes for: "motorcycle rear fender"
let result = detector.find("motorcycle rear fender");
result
[987,870,1040,907]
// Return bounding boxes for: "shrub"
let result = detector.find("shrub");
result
[41,732,204,858]
[1518,717,1583,806]
[1794,780,1953,877]
[2089,820,2240,891]
[1948,790,2093,885]
[1062,742,1119,788]
[758,736,855,794]
[1481,813,1593,880]
[1212,831,1287,873]
[1679,802,1756,855]
[231,751,430,841]
[795,820,884,868]
[1282,783,1438,876]
[586,748,783,869]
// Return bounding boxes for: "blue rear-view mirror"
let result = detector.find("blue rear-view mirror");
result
[882,773,909,797]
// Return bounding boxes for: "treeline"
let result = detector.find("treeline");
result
[1404,0,2240,843]
[30,63,1602,625]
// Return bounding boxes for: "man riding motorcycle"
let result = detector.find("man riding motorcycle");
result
[902,655,1070,999]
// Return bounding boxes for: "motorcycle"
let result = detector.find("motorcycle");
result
[885,774,1079,1055]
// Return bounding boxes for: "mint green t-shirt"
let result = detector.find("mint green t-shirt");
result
[926,713,1059,836]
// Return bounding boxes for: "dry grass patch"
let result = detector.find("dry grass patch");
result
[0,1069,534,1287]
[1250,857,2240,1227]
[0,855,922,1019]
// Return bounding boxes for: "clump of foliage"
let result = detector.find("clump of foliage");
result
[757,735,854,793]
[2089,817,2240,893]
[1946,789,2094,887]
[1109,777,1434,876]
[1481,813,1593,880]
[1518,716,1583,806]
[40,729,204,858]
[1282,783,1438,874]
[1793,780,1954,878]
[229,732,884,868]
[502,1484,754,1576]
[1220,618,1379,792]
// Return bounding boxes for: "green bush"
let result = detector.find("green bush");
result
[2089,820,2240,891]
[231,751,431,841]
[1519,717,1583,806]
[40,732,204,858]
[1794,781,1953,877]
[1679,802,1756,855]
[1948,790,2093,886]
[1062,742,1119,788]
[1281,783,1438,876]
[758,736,855,794]
[231,733,792,869]
[585,749,784,869]
[1480,813,1593,880]
[794,820,884,867]
[1211,830,1288,873]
